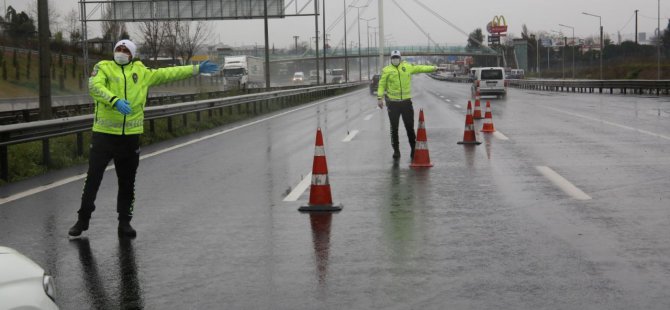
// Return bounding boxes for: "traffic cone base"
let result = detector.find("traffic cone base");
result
[299,204,343,212]
[298,128,343,212]
[410,109,433,168]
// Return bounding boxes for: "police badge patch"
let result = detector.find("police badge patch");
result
[132,73,138,84]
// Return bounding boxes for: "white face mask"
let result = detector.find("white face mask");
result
[391,58,401,66]
[114,52,130,65]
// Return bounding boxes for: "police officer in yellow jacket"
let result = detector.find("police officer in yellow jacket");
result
[377,50,436,160]
[68,39,219,238]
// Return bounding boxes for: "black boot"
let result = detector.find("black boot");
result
[118,219,137,238]
[68,218,90,237]
[392,148,401,159]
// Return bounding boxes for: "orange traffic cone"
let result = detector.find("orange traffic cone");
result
[481,101,496,133]
[410,109,433,168]
[472,98,483,119]
[457,101,482,145]
[299,128,343,212]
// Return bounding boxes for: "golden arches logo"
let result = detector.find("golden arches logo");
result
[487,15,508,34]
[491,15,507,27]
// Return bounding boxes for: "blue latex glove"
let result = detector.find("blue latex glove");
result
[114,99,132,115]
[199,60,219,75]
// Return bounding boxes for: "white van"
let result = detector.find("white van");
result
[471,67,507,98]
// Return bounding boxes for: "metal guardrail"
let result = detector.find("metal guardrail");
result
[0,82,366,181]
[507,79,670,96]
[428,73,670,96]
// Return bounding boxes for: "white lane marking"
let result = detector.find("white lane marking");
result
[446,99,451,102]
[364,114,374,121]
[439,95,445,98]
[0,90,362,206]
[536,166,592,200]
[454,104,461,109]
[543,106,670,141]
[283,172,312,202]
[342,130,360,142]
[493,131,509,140]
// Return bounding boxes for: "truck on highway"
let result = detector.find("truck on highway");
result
[222,56,264,89]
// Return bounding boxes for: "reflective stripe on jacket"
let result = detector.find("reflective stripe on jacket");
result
[89,60,199,135]
[377,61,435,101]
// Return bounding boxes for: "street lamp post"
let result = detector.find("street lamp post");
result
[343,0,348,82]
[552,30,565,79]
[658,0,661,80]
[350,5,367,81]
[559,23,575,79]
[361,17,375,80]
[582,12,603,80]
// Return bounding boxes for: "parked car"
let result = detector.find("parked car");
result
[471,67,507,98]
[370,74,381,95]
[0,246,58,309]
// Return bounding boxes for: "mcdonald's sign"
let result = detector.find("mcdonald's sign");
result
[486,15,508,34]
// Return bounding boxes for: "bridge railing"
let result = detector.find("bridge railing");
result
[0,82,366,181]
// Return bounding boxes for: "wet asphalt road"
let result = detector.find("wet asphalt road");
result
[1,75,670,309]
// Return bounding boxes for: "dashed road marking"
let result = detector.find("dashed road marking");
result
[536,166,592,200]
[454,104,461,109]
[446,99,451,102]
[342,130,360,142]
[544,106,670,141]
[364,114,374,121]
[283,172,312,202]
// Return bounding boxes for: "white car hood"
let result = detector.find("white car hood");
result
[0,246,44,285]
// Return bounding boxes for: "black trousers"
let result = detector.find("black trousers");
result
[386,99,416,152]
[78,132,140,221]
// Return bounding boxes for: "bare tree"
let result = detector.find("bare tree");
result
[176,21,212,64]
[101,4,127,43]
[137,20,167,61]
[28,0,60,33]
[64,9,80,44]
[163,21,180,64]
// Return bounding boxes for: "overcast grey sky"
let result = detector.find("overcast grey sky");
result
[6,0,670,49]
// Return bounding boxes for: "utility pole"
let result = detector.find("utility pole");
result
[38,0,52,120]
[350,5,367,81]
[635,10,639,44]
[361,17,375,80]
[323,0,327,84]
[583,12,603,80]
[263,0,271,89]
[378,0,385,75]
[559,24,575,78]
[658,0,661,80]
[343,0,348,82]
[314,0,320,85]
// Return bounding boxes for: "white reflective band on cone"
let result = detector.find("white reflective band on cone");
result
[312,174,330,185]
[466,124,475,131]
[418,122,426,129]
[313,146,326,157]
[415,141,428,150]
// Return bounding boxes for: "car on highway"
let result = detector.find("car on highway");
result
[471,67,507,98]
[0,246,58,309]
[292,72,305,84]
[369,74,381,95]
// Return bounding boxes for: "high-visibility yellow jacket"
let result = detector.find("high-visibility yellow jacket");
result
[377,61,436,100]
[89,60,199,135]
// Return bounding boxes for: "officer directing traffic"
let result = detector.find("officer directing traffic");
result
[377,50,437,160]
[68,39,219,238]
